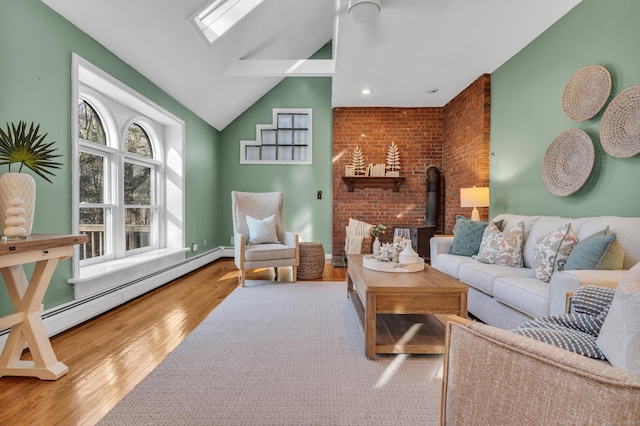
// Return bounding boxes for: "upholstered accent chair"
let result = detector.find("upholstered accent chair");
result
[231,191,299,287]
[441,315,640,425]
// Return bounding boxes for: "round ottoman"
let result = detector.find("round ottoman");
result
[298,242,325,280]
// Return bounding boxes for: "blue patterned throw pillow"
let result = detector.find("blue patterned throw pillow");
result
[565,228,619,270]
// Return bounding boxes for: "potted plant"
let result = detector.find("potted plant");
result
[0,121,62,236]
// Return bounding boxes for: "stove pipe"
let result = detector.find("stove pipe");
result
[425,165,440,227]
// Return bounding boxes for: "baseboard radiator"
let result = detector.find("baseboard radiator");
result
[0,246,235,348]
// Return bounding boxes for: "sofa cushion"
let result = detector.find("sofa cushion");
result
[573,216,640,269]
[493,276,551,319]
[244,243,296,261]
[596,262,640,375]
[436,254,476,280]
[531,223,578,282]
[475,221,525,267]
[459,261,534,297]
[565,228,619,270]
[449,216,491,257]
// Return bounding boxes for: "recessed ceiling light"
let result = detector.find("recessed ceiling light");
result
[425,88,439,94]
[361,89,372,95]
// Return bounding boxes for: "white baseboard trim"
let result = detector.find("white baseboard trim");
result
[0,247,226,349]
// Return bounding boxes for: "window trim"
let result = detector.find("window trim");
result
[71,53,186,293]
[240,108,313,165]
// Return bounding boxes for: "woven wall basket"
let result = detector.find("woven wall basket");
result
[543,129,594,196]
[562,65,611,122]
[600,85,640,158]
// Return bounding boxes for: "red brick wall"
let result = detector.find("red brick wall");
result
[442,74,491,232]
[332,107,444,256]
[331,74,491,256]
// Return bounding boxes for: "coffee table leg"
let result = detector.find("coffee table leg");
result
[365,291,376,359]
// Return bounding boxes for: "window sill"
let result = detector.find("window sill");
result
[68,248,189,299]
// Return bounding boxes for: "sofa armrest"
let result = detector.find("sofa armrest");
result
[548,269,627,315]
[430,236,453,269]
[442,316,640,426]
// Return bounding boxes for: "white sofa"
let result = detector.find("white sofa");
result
[430,214,640,329]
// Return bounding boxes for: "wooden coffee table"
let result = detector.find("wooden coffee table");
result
[347,254,468,359]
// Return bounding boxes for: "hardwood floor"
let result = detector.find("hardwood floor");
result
[0,258,347,426]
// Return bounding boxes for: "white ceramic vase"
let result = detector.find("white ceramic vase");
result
[0,172,36,236]
[372,236,381,254]
[399,240,420,264]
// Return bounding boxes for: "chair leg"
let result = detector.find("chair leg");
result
[292,266,297,283]
[239,270,246,287]
[274,267,279,280]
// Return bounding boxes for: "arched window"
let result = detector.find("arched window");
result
[124,123,157,252]
[78,100,106,144]
[78,99,110,261]
[125,123,152,157]
[77,102,161,263]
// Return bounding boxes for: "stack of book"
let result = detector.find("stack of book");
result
[367,163,386,176]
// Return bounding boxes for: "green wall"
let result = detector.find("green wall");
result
[0,0,221,314]
[219,44,334,252]
[491,0,640,217]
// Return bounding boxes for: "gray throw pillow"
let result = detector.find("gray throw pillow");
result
[565,228,617,270]
[449,216,501,257]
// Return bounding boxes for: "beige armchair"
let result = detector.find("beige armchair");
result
[231,191,299,287]
[441,316,640,425]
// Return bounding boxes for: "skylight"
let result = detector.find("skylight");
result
[192,0,264,44]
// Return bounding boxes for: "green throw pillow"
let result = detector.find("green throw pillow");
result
[449,216,503,257]
[565,228,622,270]
[596,235,624,270]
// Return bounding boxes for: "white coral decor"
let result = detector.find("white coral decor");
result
[351,146,366,176]
[386,141,401,172]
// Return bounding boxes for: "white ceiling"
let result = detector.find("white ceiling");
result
[42,0,582,131]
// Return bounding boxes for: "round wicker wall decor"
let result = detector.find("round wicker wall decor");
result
[600,85,640,158]
[543,129,594,196]
[562,65,611,122]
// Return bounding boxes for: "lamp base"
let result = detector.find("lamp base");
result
[471,207,480,221]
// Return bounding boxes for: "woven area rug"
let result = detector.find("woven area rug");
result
[99,280,443,425]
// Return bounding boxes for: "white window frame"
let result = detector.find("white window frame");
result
[70,54,186,299]
[240,108,313,165]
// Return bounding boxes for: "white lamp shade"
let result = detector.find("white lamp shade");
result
[460,187,490,208]
[348,0,381,23]
[460,187,490,221]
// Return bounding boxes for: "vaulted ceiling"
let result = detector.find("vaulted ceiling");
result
[42,0,582,130]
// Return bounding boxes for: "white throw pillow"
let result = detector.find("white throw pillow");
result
[246,215,280,244]
[346,218,373,237]
[596,262,640,375]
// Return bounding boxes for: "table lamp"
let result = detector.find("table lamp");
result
[460,186,490,221]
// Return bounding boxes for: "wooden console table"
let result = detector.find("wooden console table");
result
[0,234,87,380]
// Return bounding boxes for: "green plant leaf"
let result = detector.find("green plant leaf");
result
[0,121,62,183]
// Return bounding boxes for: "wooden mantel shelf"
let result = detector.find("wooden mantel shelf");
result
[342,176,406,192]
